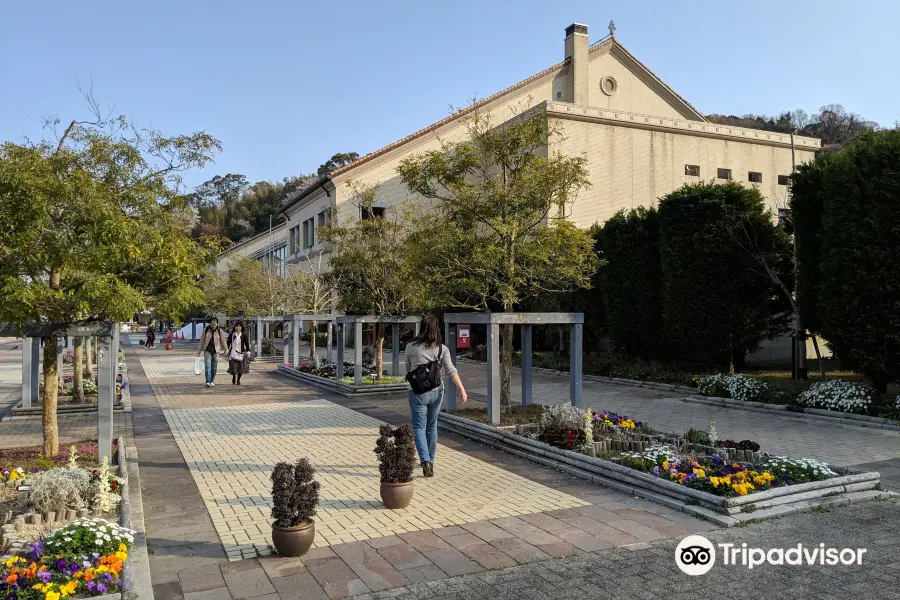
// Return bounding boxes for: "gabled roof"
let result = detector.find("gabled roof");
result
[322,37,706,181]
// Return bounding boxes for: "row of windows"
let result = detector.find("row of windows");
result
[289,208,332,254]
[684,164,790,186]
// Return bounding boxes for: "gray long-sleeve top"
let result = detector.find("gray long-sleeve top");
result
[404,341,458,378]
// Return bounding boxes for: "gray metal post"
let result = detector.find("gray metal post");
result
[326,322,333,364]
[97,331,116,464]
[21,337,39,408]
[192,319,198,341]
[445,323,458,412]
[57,339,63,377]
[487,323,501,424]
[336,323,345,379]
[293,317,301,368]
[414,322,420,338]
[391,325,400,376]
[283,321,291,366]
[255,317,262,357]
[521,324,533,406]
[569,323,583,409]
[354,322,363,385]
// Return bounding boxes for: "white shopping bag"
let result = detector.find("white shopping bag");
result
[194,357,202,375]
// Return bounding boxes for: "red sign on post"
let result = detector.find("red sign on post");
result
[457,324,471,349]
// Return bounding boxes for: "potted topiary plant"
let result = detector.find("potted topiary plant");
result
[270,458,320,556]
[374,424,416,509]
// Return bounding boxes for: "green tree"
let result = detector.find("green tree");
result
[317,152,359,177]
[794,131,900,391]
[600,207,665,359]
[397,106,598,406]
[658,181,792,368]
[0,107,221,456]
[318,182,428,378]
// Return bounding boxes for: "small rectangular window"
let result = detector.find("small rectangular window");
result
[685,164,700,177]
[289,227,297,254]
[302,218,315,249]
[748,172,762,183]
[317,209,331,227]
[778,175,790,186]
[717,168,732,180]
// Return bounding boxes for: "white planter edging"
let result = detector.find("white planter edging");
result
[438,411,892,526]
[277,365,408,397]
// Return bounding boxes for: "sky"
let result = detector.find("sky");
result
[1,0,898,190]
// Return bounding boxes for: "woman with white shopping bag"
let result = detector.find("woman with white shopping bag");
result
[195,317,228,387]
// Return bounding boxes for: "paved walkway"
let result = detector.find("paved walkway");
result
[136,346,716,599]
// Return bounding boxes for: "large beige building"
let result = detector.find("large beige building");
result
[279,22,820,263]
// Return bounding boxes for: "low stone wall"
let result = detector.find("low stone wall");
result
[438,412,893,527]
[277,365,408,397]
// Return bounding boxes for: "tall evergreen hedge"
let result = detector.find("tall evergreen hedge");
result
[808,131,900,390]
[600,207,665,358]
[658,181,791,366]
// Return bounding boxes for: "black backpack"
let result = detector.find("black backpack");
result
[406,345,444,394]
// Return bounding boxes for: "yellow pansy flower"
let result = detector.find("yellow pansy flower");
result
[46,591,61,600]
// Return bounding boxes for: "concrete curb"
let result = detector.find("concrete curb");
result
[456,357,900,432]
[118,437,154,600]
[276,364,408,397]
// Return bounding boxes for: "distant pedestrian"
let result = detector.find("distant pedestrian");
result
[145,325,156,348]
[405,315,467,478]
[196,318,227,387]
[227,321,251,385]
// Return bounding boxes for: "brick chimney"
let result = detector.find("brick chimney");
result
[563,23,589,105]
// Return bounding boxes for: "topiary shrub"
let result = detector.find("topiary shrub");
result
[270,458,320,528]
[798,380,875,415]
[374,424,416,484]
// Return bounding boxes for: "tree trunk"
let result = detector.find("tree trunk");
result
[500,323,513,408]
[84,336,94,380]
[73,338,84,404]
[310,320,318,366]
[42,334,60,457]
[375,324,384,380]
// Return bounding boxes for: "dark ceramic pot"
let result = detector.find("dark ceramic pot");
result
[165,344,174,351]
[271,520,315,557]
[380,481,414,509]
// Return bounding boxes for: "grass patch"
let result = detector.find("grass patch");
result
[451,404,546,426]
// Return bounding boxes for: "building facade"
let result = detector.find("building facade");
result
[214,223,288,277]
[280,22,819,268]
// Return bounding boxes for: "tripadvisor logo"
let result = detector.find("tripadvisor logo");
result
[676,535,867,575]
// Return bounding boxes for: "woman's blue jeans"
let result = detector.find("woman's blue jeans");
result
[204,351,218,384]
[408,388,443,464]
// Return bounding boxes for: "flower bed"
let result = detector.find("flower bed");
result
[439,404,888,526]
[277,364,409,397]
[1,518,134,600]
[798,380,875,415]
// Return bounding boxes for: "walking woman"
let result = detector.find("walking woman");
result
[145,324,156,348]
[405,315,467,478]
[227,321,251,385]
[196,317,227,387]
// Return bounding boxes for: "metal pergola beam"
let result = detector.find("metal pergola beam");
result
[441,312,584,422]
[0,321,118,462]
[334,315,422,384]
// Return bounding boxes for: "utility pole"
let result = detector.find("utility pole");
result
[790,130,808,379]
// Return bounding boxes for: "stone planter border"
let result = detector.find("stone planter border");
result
[277,365,408,397]
[456,357,900,432]
[437,411,893,527]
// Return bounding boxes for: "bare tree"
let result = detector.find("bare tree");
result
[284,250,336,365]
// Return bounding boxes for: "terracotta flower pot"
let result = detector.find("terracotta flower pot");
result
[380,481,414,509]
[271,520,315,557]
[165,344,173,351]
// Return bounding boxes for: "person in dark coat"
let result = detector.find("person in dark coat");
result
[226,321,251,385]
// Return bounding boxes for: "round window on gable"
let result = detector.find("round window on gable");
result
[600,76,618,96]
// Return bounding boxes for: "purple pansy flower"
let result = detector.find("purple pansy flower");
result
[97,583,108,594]
[87,581,97,592]
[38,571,52,584]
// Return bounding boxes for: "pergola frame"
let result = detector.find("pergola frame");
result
[0,321,120,463]
[443,312,584,424]
[334,316,422,385]
[281,314,340,367]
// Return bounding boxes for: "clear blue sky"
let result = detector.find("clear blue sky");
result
[2,0,897,190]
